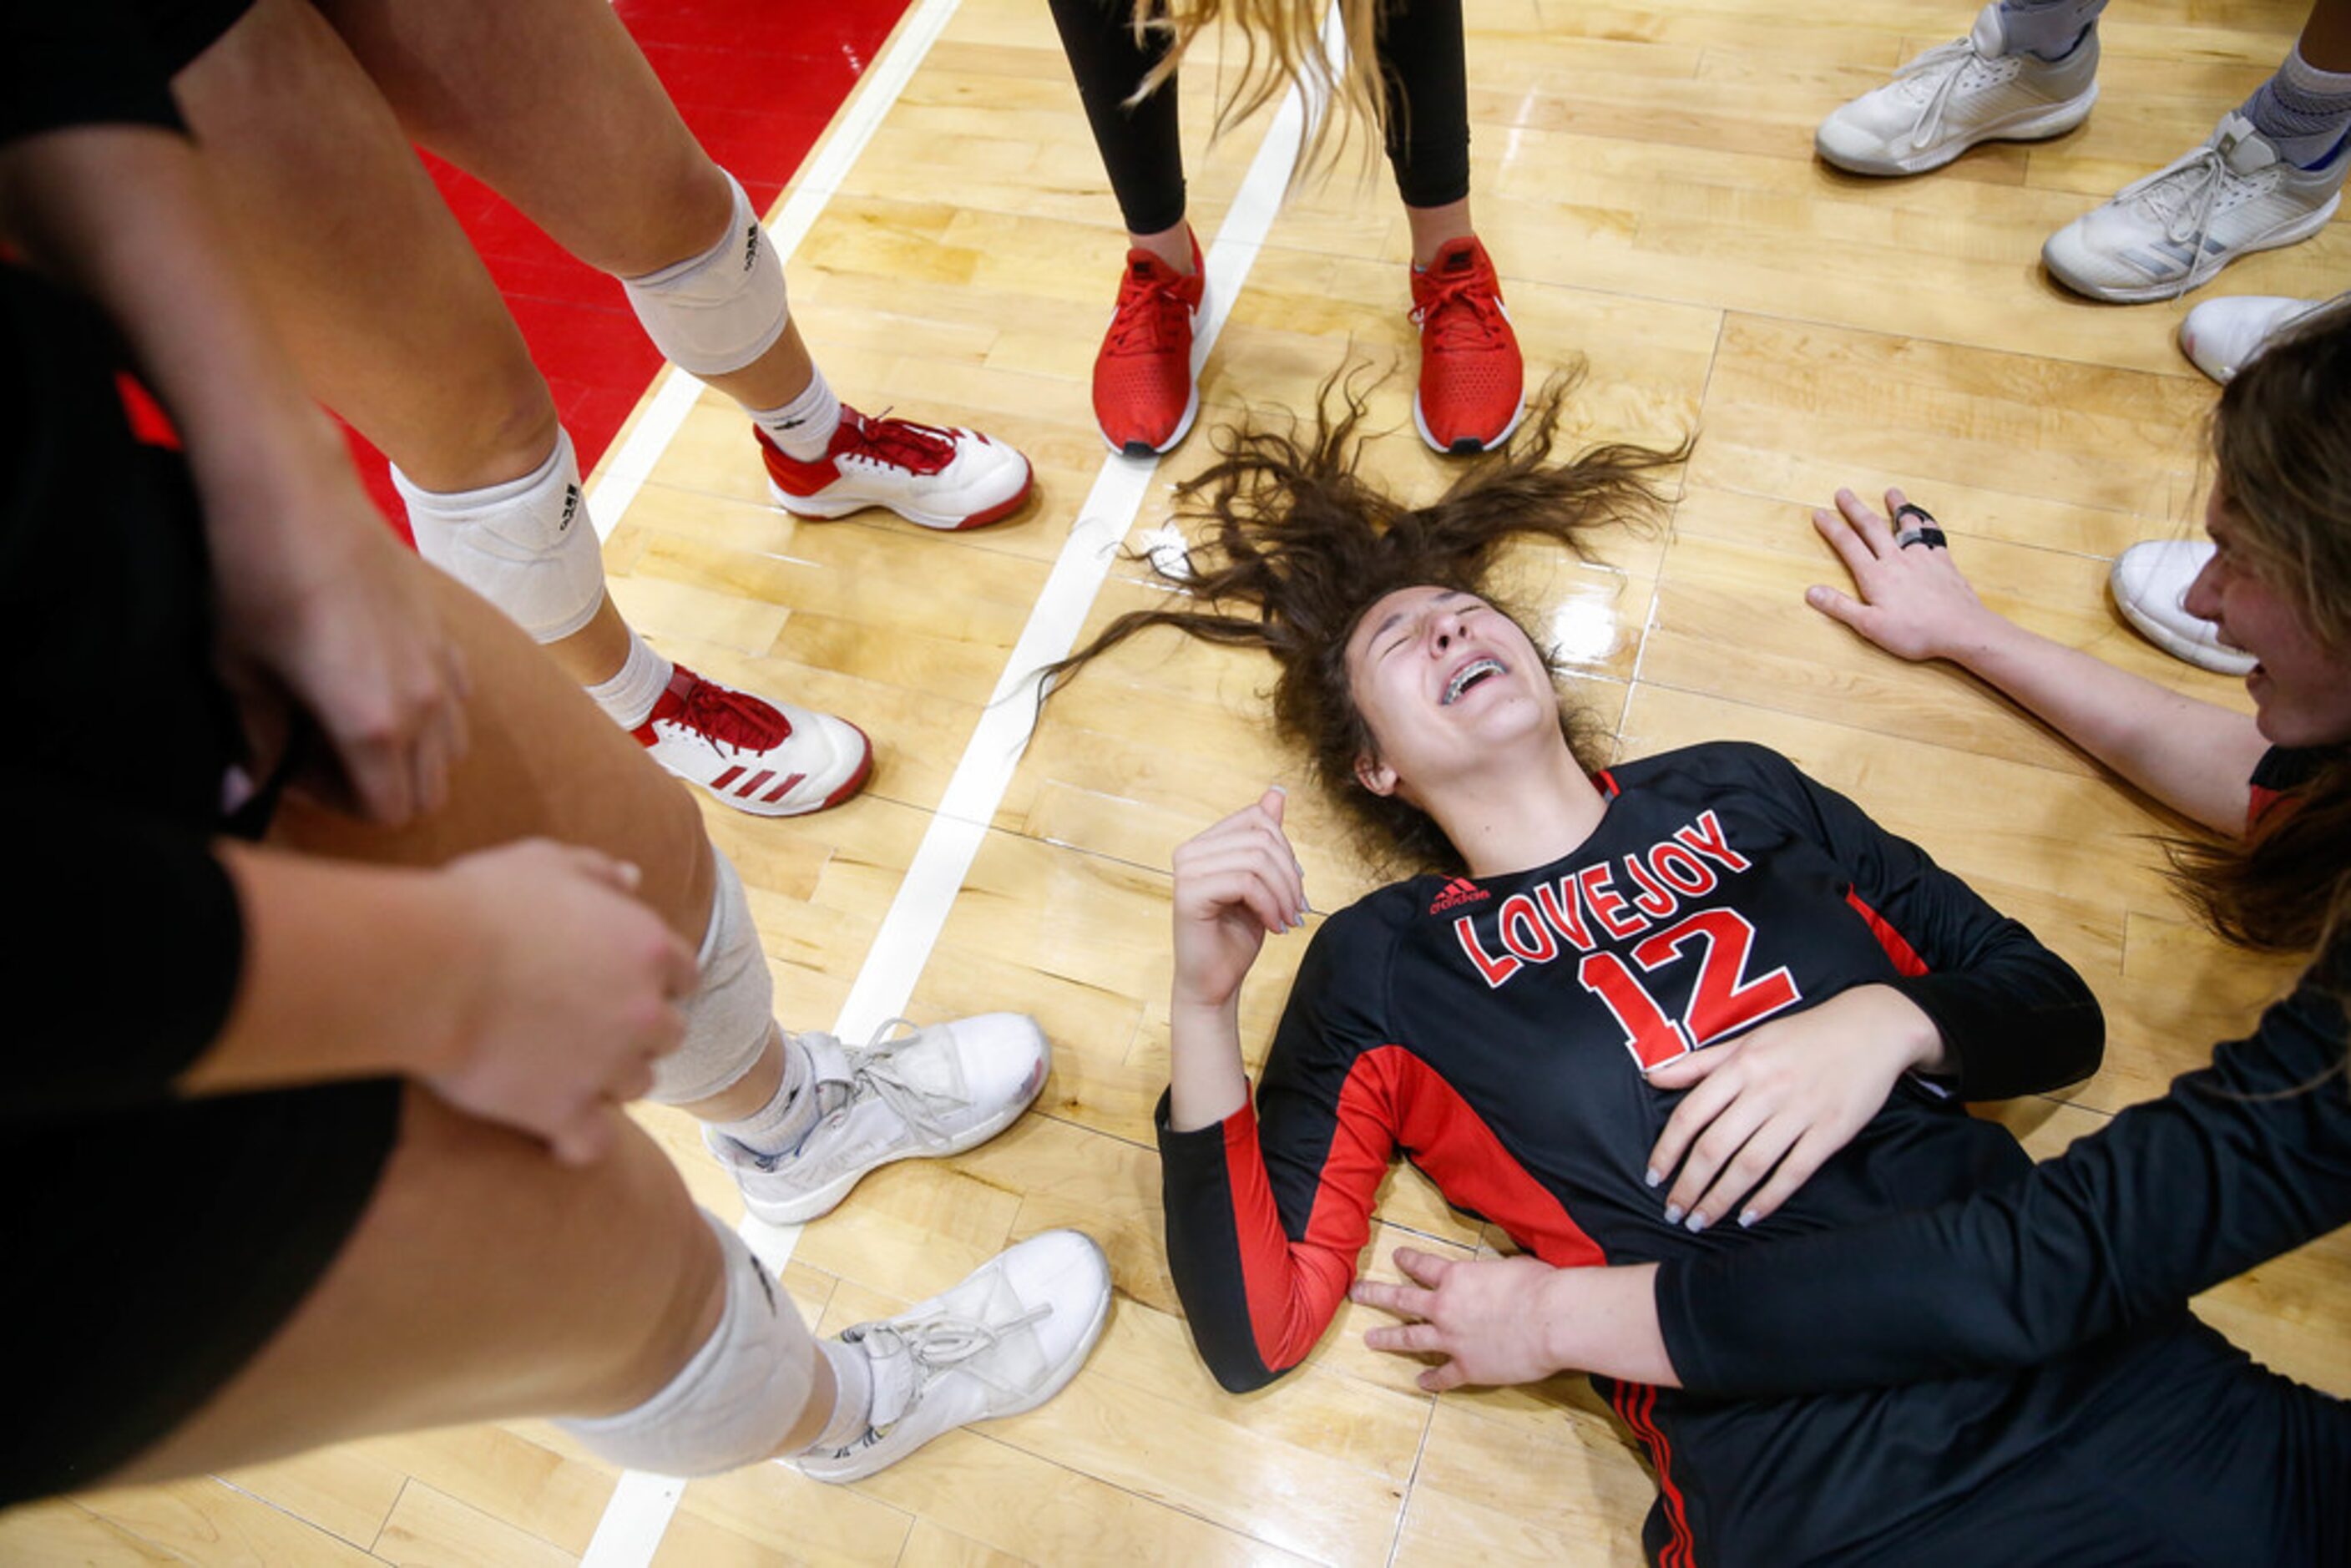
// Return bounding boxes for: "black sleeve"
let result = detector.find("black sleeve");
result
[1762,746,2104,1100]
[3,776,245,1118]
[0,3,184,146]
[1157,906,1402,1392]
[1655,965,2351,1398]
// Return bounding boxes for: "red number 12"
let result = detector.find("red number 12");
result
[1575,908,1802,1070]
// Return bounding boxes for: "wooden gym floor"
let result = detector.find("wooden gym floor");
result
[7,0,2345,1560]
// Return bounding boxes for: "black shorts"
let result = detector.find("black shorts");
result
[0,265,402,1506]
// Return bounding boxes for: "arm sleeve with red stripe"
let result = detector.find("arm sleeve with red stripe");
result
[1656,961,2350,1395]
[1157,904,1403,1393]
[1749,745,2104,1100]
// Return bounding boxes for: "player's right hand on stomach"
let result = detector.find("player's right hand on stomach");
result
[1170,788,1310,1011]
[431,839,700,1165]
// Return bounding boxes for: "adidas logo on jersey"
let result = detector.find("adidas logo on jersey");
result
[1428,877,1490,914]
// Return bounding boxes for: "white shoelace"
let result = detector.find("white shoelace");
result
[836,1017,965,1151]
[863,1302,1055,1426]
[1893,38,1995,154]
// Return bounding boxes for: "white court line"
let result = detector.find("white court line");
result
[582,5,1339,1560]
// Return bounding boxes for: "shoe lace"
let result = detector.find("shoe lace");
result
[1896,38,1993,153]
[840,408,956,475]
[837,1018,963,1151]
[1105,268,1193,357]
[2115,143,2234,299]
[862,1302,1057,1414]
[1412,263,1509,352]
[673,674,791,752]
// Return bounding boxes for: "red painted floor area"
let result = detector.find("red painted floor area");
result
[347,0,912,525]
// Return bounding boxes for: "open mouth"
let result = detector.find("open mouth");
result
[1442,657,1505,706]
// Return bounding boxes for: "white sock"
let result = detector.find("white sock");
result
[1996,0,2104,61]
[713,1031,824,1158]
[585,630,674,730]
[2244,46,2351,169]
[811,1339,875,1448]
[751,372,842,463]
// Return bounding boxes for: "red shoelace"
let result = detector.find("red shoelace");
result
[1105,269,1193,357]
[840,408,957,474]
[1413,265,1510,353]
[669,672,792,752]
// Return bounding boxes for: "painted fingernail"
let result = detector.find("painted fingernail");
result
[1685,1211,1710,1234]
[1644,1168,1662,1188]
[1662,1203,1685,1225]
[1739,1208,1760,1229]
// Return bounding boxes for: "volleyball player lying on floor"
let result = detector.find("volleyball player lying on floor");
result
[1044,378,2329,1565]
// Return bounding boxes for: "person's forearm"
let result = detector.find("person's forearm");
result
[1167,995,1251,1131]
[1542,1263,1678,1387]
[185,842,482,1094]
[1946,614,2263,837]
[0,125,360,563]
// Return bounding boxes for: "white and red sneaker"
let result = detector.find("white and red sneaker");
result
[1411,237,1525,455]
[760,407,1031,531]
[633,665,872,817]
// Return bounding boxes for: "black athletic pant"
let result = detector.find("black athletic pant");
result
[1048,0,1473,235]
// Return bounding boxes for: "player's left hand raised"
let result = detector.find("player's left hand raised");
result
[1641,984,1946,1233]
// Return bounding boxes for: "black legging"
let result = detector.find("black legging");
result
[1049,0,1473,235]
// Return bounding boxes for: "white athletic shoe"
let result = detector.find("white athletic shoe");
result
[2110,539,2254,675]
[796,1229,1113,1483]
[759,407,1034,531]
[705,1014,1050,1226]
[632,665,872,817]
[2042,114,2348,303]
[2178,294,2331,382]
[1814,4,2099,177]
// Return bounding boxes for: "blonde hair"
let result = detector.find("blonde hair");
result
[1127,0,1391,181]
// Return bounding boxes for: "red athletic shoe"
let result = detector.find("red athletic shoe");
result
[1092,231,1206,456]
[1410,236,1525,454]
[760,407,1032,531]
[633,665,872,817]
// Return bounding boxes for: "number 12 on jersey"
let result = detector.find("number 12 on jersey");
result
[1576,908,1802,1070]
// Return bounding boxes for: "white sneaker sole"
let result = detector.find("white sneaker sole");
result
[1817,83,2097,177]
[766,460,1034,531]
[738,1037,1050,1227]
[2046,191,2342,304]
[1414,385,1527,456]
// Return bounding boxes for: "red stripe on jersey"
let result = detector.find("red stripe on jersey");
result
[1844,887,1929,978]
[760,771,806,804]
[1614,1380,1696,1567]
[1217,1099,1383,1374]
[114,373,183,451]
[1368,1048,1608,1270]
[2248,782,2284,832]
[1593,768,1622,799]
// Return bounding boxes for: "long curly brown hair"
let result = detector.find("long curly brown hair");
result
[1040,368,1688,875]
[2166,296,2351,989]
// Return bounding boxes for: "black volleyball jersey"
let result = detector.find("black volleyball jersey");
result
[1157,741,2167,1564]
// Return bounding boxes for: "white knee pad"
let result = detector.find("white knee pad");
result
[650,849,776,1105]
[397,431,604,644]
[621,172,790,377]
[558,1211,819,1474]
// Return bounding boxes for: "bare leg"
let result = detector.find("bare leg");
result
[1127,220,1196,275]
[1406,198,1475,268]
[315,0,818,411]
[117,564,834,1484]
[111,1086,834,1482]
[174,0,649,689]
[2304,0,2351,72]
[270,555,789,1118]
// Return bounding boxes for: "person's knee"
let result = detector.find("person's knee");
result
[649,847,772,1105]
[559,1211,821,1473]
[619,170,790,378]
